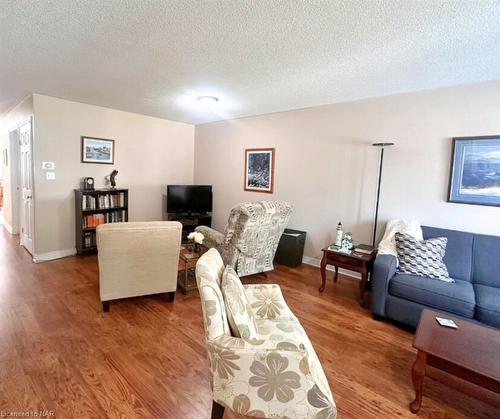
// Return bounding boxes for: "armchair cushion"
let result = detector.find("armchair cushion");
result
[221,266,258,339]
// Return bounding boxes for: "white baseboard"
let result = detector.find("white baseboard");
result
[2,221,13,234]
[302,256,361,280]
[33,248,77,263]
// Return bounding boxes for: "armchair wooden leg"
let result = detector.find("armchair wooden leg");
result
[166,291,175,303]
[102,301,110,312]
[211,401,224,419]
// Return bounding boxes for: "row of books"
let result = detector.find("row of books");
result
[81,192,126,210]
[82,210,127,229]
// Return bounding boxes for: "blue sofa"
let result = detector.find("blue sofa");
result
[371,226,500,329]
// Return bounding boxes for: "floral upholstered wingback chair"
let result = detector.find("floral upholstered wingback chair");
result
[196,201,293,277]
[196,248,337,419]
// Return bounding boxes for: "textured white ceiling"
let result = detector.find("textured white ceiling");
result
[2,0,500,124]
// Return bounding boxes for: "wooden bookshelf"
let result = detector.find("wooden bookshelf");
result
[75,188,128,254]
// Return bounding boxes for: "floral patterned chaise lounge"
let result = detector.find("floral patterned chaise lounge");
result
[196,248,337,419]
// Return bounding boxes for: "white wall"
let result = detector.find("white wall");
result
[194,80,500,261]
[33,94,194,256]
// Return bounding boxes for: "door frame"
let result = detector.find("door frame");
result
[7,127,21,234]
[18,117,35,255]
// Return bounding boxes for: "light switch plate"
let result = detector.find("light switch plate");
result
[42,161,55,170]
[46,171,56,180]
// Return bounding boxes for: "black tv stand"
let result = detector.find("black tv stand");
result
[167,212,212,242]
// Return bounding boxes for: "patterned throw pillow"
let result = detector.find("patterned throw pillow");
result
[395,233,453,282]
[221,266,258,339]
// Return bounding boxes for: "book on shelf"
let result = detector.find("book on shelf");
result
[82,210,126,229]
[81,192,126,210]
[353,244,376,254]
[83,232,96,248]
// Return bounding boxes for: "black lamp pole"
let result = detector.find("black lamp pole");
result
[372,142,395,246]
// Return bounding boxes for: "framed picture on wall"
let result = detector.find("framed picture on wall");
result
[448,135,500,206]
[244,148,275,193]
[81,136,115,164]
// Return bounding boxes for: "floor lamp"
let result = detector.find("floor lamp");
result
[372,142,395,246]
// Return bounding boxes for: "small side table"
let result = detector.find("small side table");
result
[318,247,377,307]
[178,245,207,294]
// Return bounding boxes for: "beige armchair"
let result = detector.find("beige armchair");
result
[96,221,182,312]
[196,249,337,419]
[196,201,293,277]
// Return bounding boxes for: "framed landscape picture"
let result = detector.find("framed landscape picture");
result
[81,136,115,164]
[448,135,500,206]
[244,148,275,193]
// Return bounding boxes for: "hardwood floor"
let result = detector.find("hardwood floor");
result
[0,227,498,418]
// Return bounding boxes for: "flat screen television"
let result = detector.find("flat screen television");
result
[167,185,212,214]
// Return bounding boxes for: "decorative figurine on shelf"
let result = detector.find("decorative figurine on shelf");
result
[341,232,354,253]
[334,222,343,248]
[187,231,204,253]
[105,170,119,188]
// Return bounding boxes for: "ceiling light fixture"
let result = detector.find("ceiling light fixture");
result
[196,95,219,106]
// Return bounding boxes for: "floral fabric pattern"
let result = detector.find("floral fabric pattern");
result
[249,352,301,402]
[196,250,337,419]
[221,266,258,339]
[209,346,241,379]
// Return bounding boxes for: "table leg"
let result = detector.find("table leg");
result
[410,350,427,413]
[333,266,338,282]
[182,261,188,295]
[359,270,367,307]
[319,255,327,292]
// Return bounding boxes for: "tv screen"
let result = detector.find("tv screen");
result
[167,185,212,214]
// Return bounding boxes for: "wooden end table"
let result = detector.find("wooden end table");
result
[318,246,376,307]
[410,309,500,413]
[178,244,207,294]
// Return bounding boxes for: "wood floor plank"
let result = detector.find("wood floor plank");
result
[0,227,498,418]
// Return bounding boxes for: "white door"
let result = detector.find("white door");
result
[19,120,34,255]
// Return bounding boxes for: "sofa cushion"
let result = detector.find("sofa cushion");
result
[253,318,333,403]
[389,273,475,318]
[472,234,500,288]
[221,266,258,339]
[422,226,474,282]
[395,233,452,281]
[474,284,500,328]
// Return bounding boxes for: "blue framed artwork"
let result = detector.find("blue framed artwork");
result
[448,135,500,206]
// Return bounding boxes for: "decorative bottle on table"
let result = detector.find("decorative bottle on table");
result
[335,222,343,248]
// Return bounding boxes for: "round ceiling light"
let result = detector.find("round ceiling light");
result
[196,95,219,106]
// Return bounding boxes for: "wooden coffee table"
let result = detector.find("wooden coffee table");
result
[410,309,500,413]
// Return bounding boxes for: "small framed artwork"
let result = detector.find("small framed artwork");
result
[448,135,500,206]
[244,148,275,193]
[81,136,115,164]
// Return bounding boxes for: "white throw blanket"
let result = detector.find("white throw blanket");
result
[378,219,423,265]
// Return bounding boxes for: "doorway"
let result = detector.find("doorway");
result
[5,119,34,256]
[18,119,34,255]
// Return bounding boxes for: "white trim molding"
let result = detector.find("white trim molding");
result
[302,255,361,280]
[33,248,77,263]
[2,221,14,234]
